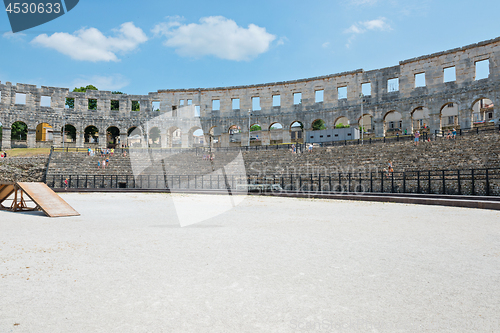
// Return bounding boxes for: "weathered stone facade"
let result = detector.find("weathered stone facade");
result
[1,37,500,149]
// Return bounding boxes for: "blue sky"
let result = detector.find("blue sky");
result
[1,0,499,95]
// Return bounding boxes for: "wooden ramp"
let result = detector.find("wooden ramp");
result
[0,182,79,217]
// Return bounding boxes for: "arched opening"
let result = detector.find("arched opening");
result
[357,114,373,135]
[189,127,204,147]
[36,123,53,142]
[11,121,27,142]
[411,106,430,132]
[61,124,76,143]
[149,127,162,147]
[269,122,283,145]
[84,126,99,144]
[383,111,402,136]
[106,126,120,148]
[440,103,459,130]
[290,121,304,143]
[249,123,262,145]
[127,126,142,147]
[334,117,350,128]
[209,126,221,148]
[229,125,242,144]
[311,119,326,131]
[472,98,494,128]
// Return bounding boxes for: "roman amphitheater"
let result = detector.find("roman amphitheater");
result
[0,37,499,149]
[1,38,500,333]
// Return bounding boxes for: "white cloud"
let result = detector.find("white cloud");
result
[152,16,276,61]
[3,31,26,39]
[277,36,288,46]
[31,22,148,62]
[344,17,392,48]
[322,42,331,48]
[71,74,130,91]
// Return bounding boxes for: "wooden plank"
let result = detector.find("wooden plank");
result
[16,182,80,217]
[0,185,15,206]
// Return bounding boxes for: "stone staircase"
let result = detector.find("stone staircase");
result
[46,131,500,178]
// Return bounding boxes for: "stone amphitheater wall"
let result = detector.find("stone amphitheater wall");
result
[1,37,500,150]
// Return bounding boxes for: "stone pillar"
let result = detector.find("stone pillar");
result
[260,131,270,145]
[120,133,127,148]
[77,132,84,148]
[181,132,189,148]
[374,119,384,137]
[428,112,441,136]
[27,129,36,148]
[282,129,291,143]
[241,130,250,146]
[161,132,168,148]
[459,109,472,129]
[52,132,62,148]
[1,128,11,150]
[220,133,229,148]
[401,115,412,135]
[98,133,106,149]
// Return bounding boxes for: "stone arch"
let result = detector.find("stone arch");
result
[188,126,204,147]
[311,119,326,131]
[84,125,99,144]
[290,121,304,143]
[269,122,284,144]
[411,106,430,132]
[440,102,459,130]
[127,126,142,147]
[106,126,120,148]
[334,116,349,128]
[11,121,28,141]
[357,114,373,134]
[269,122,283,130]
[471,97,494,127]
[383,111,402,136]
[62,124,77,143]
[36,122,53,142]
[149,126,162,147]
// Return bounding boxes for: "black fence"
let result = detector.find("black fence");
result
[48,167,500,196]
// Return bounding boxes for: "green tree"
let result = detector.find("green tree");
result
[149,127,161,143]
[250,124,261,132]
[65,85,98,109]
[312,119,326,131]
[11,122,27,140]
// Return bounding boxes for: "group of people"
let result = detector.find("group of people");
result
[202,153,215,161]
[0,151,7,159]
[446,128,457,140]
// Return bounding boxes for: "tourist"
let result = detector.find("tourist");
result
[64,178,69,190]
[308,144,313,152]
[87,147,91,156]
[446,130,452,139]
[3,151,6,158]
[102,159,106,169]
[106,158,109,167]
[388,160,393,174]
[452,128,457,139]
[97,160,101,169]
[123,150,127,157]
[404,129,407,135]
[110,148,114,156]
[414,131,420,146]
[292,144,296,154]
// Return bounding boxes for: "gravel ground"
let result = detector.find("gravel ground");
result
[1,193,499,332]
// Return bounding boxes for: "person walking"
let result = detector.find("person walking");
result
[64,178,69,190]
[414,130,420,146]
[97,160,101,169]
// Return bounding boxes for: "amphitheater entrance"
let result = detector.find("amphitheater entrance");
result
[229,125,242,146]
[472,98,495,128]
[209,126,221,148]
[411,107,430,133]
[61,124,76,145]
[149,127,161,147]
[440,103,459,131]
[250,123,262,146]
[269,123,283,145]
[357,115,373,134]
[189,128,204,147]
[127,126,142,147]
[383,111,402,136]
[290,121,304,143]
[36,123,53,143]
[106,126,120,148]
[11,121,28,148]
[84,126,99,144]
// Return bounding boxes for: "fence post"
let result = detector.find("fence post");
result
[348,173,351,192]
[471,169,475,195]
[391,172,394,193]
[380,171,384,193]
[417,171,420,193]
[457,170,461,195]
[486,169,490,196]
[403,172,406,193]
[370,172,373,193]
[442,170,445,194]
[428,171,431,194]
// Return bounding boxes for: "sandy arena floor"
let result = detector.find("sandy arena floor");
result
[1,193,499,332]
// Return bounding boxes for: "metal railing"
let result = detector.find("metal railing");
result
[48,167,500,196]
